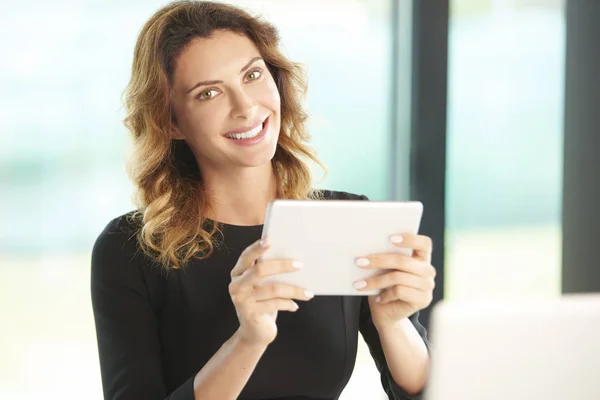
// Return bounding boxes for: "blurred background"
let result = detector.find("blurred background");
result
[1,0,569,398]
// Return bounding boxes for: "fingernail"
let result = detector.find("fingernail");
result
[292,261,303,269]
[356,258,370,267]
[354,280,367,289]
[390,235,403,244]
[260,238,269,247]
[375,296,382,303]
[304,290,314,299]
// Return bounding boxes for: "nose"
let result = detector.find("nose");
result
[229,87,257,120]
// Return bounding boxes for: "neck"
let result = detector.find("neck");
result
[201,163,277,226]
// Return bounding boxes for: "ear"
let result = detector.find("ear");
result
[171,125,186,140]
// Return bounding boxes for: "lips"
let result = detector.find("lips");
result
[224,115,270,146]
[223,117,268,137]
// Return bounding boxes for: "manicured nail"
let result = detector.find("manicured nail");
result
[292,261,304,269]
[260,238,269,247]
[356,258,370,267]
[304,290,314,299]
[390,235,403,244]
[354,280,367,289]
[375,296,382,303]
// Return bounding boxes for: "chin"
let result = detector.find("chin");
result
[240,140,278,167]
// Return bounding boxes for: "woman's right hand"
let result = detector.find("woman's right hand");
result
[229,238,314,347]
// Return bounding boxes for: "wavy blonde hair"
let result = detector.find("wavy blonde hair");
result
[123,0,324,269]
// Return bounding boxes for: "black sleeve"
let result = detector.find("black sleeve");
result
[359,297,430,400]
[90,219,195,400]
[356,193,430,399]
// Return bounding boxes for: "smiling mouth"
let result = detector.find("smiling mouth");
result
[224,116,269,140]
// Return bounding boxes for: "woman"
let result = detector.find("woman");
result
[91,1,436,399]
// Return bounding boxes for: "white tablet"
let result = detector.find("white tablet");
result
[259,199,423,296]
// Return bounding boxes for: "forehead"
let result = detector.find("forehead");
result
[173,30,261,86]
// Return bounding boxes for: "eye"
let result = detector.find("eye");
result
[246,68,262,81]
[197,89,219,101]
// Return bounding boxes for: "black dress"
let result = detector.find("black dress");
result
[91,190,429,400]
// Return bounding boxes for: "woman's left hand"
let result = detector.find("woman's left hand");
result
[354,234,436,329]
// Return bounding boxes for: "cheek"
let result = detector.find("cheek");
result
[184,104,225,144]
[268,82,282,136]
[266,79,281,113]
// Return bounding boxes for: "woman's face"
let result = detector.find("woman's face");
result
[170,30,281,172]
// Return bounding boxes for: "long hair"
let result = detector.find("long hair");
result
[123,1,324,269]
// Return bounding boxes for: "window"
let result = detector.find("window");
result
[445,0,565,300]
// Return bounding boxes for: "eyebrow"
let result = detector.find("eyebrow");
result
[185,56,263,94]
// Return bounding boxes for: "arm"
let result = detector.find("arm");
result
[375,317,430,395]
[354,193,432,397]
[359,297,430,400]
[91,222,268,400]
[91,222,194,400]
[190,331,267,399]
[92,220,303,400]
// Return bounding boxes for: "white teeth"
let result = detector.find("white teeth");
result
[226,123,263,140]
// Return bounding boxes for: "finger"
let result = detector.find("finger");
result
[252,283,314,302]
[376,285,433,306]
[389,234,433,262]
[231,238,270,277]
[253,298,299,314]
[356,253,436,278]
[230,259,303,293]
[234,258,304,289]
[354,271,434,292]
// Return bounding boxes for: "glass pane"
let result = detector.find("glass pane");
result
[446,0,565,300]
[1,1,395,398]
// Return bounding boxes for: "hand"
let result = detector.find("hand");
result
[229,238,314,347]
[353,234,436,328]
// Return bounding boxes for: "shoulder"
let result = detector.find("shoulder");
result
[318,189,369,201]
[91,210,142,267]
[94,210,141,247]
[91,212,160,312]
